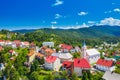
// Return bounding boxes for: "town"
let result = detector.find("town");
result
[0,39,120,80]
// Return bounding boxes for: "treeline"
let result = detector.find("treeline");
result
[0,29,120,47]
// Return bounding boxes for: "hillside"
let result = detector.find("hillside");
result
[13,25,120,38]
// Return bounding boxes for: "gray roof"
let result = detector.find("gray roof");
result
[102,71,120,80]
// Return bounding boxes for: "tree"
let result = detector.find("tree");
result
[30,59,40,72]
[3,63,12,79]
[38,57,44,65]
[29,71,40,80]
[71,72,78,80]
[44,73,54,80]
[9,68,20,80]
[61,71,69,80]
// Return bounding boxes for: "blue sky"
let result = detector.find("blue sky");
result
[0,0,120,30]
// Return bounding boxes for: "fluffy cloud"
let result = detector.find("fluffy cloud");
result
[105,8,120,14]
[113,8,120,12]
[99,17,120,26]
[51,23,89,29]
[55,14,62,19]
[51,21,57,24]
[52,0,63,7]
[78,12,88,16]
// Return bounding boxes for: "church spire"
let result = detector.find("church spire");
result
[82,41,87,58]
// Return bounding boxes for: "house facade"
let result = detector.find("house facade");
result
[96,59,114,71]
[74,58,91,76]
[27,49,36,63]
[42,42,54,47]
[45,56,60,71]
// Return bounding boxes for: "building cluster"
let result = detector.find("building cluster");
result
[0,40,30,48]
[23,41,119,77]
[0,40,120,78]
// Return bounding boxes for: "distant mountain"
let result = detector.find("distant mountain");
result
[12,25,120,38]
[12,29,36,33]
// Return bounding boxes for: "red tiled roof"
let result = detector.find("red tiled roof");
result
[0,46,3,50]
[96,59,113,67]
[36,53,44,58]
[46,56,57,63]
[60,44,73,50]
[0,40,4,42]
[14,40,21,43]
[23,42,29,45]
[9,50,14,53]
[74,58,91,68]
[5,40,11,42]
[27,50,35,57]
[62,61,73,68]
[45,48,55,56]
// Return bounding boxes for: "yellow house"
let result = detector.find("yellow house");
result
[27,49,36,63]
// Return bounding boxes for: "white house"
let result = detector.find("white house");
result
[20,42,30,48]
[9,50,17,56]
[0,63,5,71]
[86,49,100,64]
[96,59,115,71]
[42,42,54,47]
[52,52,73,62]
[0,40,5,46]
[81,42,100,64]
[74,58,91,76]
[45,56,60,71]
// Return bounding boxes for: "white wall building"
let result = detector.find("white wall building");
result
[74,58,91,76]
[96,59,115,71]
[81,41,100,64]
[45,56,60,71]
[42,42,54,47]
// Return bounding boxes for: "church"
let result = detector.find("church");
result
[81,41,100,64]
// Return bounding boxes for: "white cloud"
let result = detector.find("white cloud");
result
[104,11,112,14]
[52,0,63,7]
[51,23,89,29]
[55,14,62,19]
[78,12,88,16]
[113,8,120,12]
[51,21,57,24]
[88,21,96,26]
[99,17,120,26]
[88,21,95,24]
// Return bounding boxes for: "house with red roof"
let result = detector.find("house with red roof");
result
[45,56,60,71]
[74,58,91,76]
[96,59,115,71]
[62,61,74,76]
[0,46,3,51]
[27,49,36,63]
[59,44,73,52]
[20,41,30,48]
[9,50,17,56]
[0,40,5,46]
[13,40,21,47]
